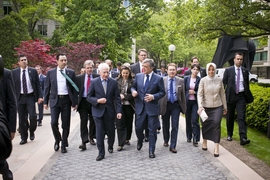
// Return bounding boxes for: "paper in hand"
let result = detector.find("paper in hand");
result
[200,110,208,122]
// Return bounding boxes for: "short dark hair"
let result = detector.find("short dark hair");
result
[235,52,244,58]
[191,56,199,63]
[191,64,200,70]
[116,61,122,66]
[18,54,26,61]
[56,53,66,60]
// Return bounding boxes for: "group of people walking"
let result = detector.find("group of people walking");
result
[0,50,254,179]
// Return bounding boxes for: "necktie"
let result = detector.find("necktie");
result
[144,74,149,92]
[86,74,91,94]
[60,70,79,92]
[102,79,107,94]
[22,70,28,94]
[170,78,174,103]
[236,68,240,94]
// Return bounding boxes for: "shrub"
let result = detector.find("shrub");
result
[246,84,270,133]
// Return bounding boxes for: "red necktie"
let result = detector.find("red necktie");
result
[86,75,91,93]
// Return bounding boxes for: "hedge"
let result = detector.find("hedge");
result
[246,83,270,133]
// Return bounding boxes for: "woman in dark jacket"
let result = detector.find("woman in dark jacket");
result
[184,64,201,147]
[116,65,135,151]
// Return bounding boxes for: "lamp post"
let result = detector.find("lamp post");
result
[168,44,176,63]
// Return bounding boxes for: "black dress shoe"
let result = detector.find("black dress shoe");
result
[193,140,198,147]
[240,138,250,145]
[117,146,123,151]
[227,136,232,141]
[149,152,155,158]
[187,139,191,143]
[169,148,177,153]
[144,137,149,142]
[96,155,104,161]
[38,122,42,126]
[30,132,35,141]
[54,141,60,151]
[214,153,219,157]
[125,141,130,145]
[163,142,169,147]
[79,144,86,150]
[137,141,143,150]
[202,147,208,151]
[90,139,96,145]
[108,147,113,153]
[61,147,67,153]
[20,139,27,145]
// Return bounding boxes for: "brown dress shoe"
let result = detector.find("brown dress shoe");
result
[163,142,169,147]
[169,148,177,153]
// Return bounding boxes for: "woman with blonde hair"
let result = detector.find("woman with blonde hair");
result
[197,63,227,157]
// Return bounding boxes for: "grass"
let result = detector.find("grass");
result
[220,118,270,166]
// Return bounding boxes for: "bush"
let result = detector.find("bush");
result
[246,84,270,133]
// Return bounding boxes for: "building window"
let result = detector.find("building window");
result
[254,51,268,61]
[3,1,12,15]
[38,25,47,36]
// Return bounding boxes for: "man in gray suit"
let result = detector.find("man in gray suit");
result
[159,63,186,153]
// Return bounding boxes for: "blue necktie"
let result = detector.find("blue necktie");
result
[170,78,174,103]
[22,70,28,94]
[144,75,149,92]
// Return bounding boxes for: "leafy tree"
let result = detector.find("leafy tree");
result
[14,39,56,69]
[56,0,165,62]
[174,0,270,40]
[56,42,104,74]
[0,12,30,69]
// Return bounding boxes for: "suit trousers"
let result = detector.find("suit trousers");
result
[37,101,44,123]
[17,94,37,140]
[93,109,115,157]
[0,160,13,180]
[116,105,134,146]
[78,98,96,144]
[226,92,247,139]
[185,100,200,141]
[50,96,71,147]
[135,106,158,152]
[162,101,181,149]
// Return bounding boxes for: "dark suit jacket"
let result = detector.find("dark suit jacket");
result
[12,67,42,102]
[223,66,253,104]
[44,68,78,108]
[110,71,119,79]
[77,73,99,109]
[0,69,17,132]
[87,77,122,118]
[184,67,206,78]
[130,62,141,75]
[184,75,201,104]
[131,72,165,116]
[159,76,186,115]
[39,74,46,96]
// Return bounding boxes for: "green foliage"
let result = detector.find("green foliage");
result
[246,84,270,132]
[56,0,165,62]
[174,0,270,40]
[0,13,30,69]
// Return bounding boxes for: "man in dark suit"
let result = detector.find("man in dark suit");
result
[12,55,43,145]
[157,66,168,77]
[159,63,186,153]
[44,54,78,153]
[223,52,254,145]
[113,61,122,73]
[131,59,165,158]
[77,60,99,151]
[0,62,17,180]
[35,65,46,126]
[105,59,119,78]
[184,56,206,77]
[87,63,122,161]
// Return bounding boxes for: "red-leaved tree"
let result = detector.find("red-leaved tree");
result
[14,39,57,71]
[56,42,104,74]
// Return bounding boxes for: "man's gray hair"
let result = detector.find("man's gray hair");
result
[98,63,110,71]
[142,59,155,68]
[83,60,94,68]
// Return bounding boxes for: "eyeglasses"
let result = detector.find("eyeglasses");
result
[20,59,27,61]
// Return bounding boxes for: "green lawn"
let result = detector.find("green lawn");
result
[221,118,270,166]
